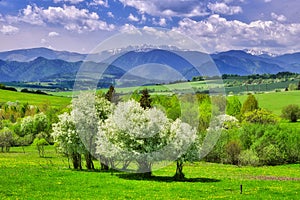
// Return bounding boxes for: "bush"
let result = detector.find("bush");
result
[259,144,284,165]
[281,104,300,122]
[238,149,260,166]
[226,96,241,118]
[32,138,49,157]
[225,140,242,165]
[243,109,278,124]
[241,94,258,114]
[0,128,13,152]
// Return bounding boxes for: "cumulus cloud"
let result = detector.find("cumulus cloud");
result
[90,0,109,7]
[0,25,19,35]
[107,12,114,18]
[152,18,167,26]
[54,0,84,4]
[158,18,167,26]
[271,12,287,22]
[173,14,300,54]
[48,31,60,37]
[119,0,209,17]
[128,13,139,22]
[208,2,242,15]
[120,23,140,34]
[7,4,115,32]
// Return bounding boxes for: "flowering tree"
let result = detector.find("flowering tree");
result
[169,119,198,180]
[52,112,85,169]
[96,100,199,178]
[96,100,173,177]
[72,92,113,170]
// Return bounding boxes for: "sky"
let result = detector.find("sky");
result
[0,0,299,54]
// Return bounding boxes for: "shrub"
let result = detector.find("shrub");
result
[238,149,260,166]
[241,94,258,114]
[259,144,284,165]
[225,140,242,165]
[0,128,13,152]
[288,83,297,91]
[226,96,241,118]
[281,104,300,122]
[32,138,49,157]
[243,109,278,124]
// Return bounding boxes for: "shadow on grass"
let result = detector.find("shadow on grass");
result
[117,173,221,183]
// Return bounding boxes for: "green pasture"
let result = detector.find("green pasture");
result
[0,90,71,108]
[0,146,299,199]
[238,91,300,115]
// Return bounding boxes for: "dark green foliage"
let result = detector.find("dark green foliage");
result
[105,85,119,103]
[225,140,242,165]
[0,84,17,92]
[139,89,152,109]
[21,88,48,95]
[241,94,258,114]
[105,85,114,102]
[281,104,300,122]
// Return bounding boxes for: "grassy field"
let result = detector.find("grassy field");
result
[0,89,71,108]
[238,91,300,115]
[2,87,300,116]
[0,146,299,199]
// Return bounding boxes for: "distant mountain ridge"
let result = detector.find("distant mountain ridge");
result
[0,47,87,62]
[0,47,300,83]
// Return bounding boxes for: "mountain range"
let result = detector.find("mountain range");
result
[0,47,299,85]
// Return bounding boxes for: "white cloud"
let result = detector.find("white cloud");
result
[158,18,167,26]
[0,25,19,35]
[119,0,209,17]
[152,18,167,26]
[107,12,114,18]
[7,4,115,32]
[264,0,272,2]
[90,0,109,7]
[208,2,242,15]
[141,15,147,23]
[54,0,84,4]
[271,12,287,22]
[48,31,60,37]
[173,14,300,54]
[41,38,47,44]
[120,23,141,34]
[128,13,139,22]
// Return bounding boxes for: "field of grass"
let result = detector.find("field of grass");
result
[238,90,300,115]
[0,89,71,108]
[0,146,299,199]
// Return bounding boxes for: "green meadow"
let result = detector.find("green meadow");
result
[1,88,300,199]
[0,146,299,200]
[237,91,300,115]
[0,90,71,108]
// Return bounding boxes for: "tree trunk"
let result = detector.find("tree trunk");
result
[122,159,131,170]
[137,159,152,178]
[174,161,185,180]
[72,153,82,170]
[85,152,94,170]
[100,156,109,171]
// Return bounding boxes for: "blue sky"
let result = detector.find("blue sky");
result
[0,0,299,54]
